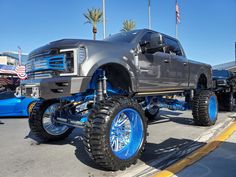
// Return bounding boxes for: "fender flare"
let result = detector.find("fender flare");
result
[83,59,138,92]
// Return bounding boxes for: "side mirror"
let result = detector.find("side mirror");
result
[149,33,164,49]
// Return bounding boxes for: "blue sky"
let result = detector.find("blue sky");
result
[0,0,235,65]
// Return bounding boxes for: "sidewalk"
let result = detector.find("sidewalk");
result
[174,132,236,177]
[153,121,236,177]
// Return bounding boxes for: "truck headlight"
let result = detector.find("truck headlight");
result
[78,46,86,64]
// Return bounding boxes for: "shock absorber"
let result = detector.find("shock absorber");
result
[96,77,103,102]
[96,70,107,102]
[102,70,107,95]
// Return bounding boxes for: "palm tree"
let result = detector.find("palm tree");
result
[121,20,136,32]
[84,8,103,40]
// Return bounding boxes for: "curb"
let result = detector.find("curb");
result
[152,121,236,177]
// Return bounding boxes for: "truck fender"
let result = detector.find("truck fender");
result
[80,58,138,92]
[196,66,212,89]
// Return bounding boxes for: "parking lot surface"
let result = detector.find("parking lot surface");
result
[0,110,234,177]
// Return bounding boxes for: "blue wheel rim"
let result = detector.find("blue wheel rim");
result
[208,96,217,121]
[110,108,144,160]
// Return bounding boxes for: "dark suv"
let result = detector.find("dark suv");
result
[213,69,236,111]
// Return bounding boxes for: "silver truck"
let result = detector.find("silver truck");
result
[16,29,218,171]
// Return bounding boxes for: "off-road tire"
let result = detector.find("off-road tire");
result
[218,92,234,112]
[185,92,193,106]
[83,97,147,171]
[192,90,218,126]
[145,107,159,121]
[29,99,74,142]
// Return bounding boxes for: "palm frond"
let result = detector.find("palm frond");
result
[121,19,136,32]
[84,8,103,26]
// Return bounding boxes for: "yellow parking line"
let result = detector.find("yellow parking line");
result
[153,122,236,177]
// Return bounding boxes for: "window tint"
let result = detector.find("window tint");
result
[213,70,231,78]
[104,30,140,43]
[140,32,153,44]
[140,32,163,54]
[164,37,183,56]
[140,32,154,54]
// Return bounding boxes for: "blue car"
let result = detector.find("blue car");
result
[0,64,36,117]
[0,91,36,117]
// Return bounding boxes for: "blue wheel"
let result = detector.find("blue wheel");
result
[84,97,147,171]
[208,96,217,121]
[110,108,144,160]
[192,90,218,126]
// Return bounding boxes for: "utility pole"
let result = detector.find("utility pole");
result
[176,21,178,39]
[235,42,236,64]
[17,46,22,65]
[148,0,151,29]
[175,0,180,39]
[102,0,106,39]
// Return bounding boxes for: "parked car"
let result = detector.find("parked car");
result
[0,67,36,117]
[0,91,36,117]
[213,69,236,111]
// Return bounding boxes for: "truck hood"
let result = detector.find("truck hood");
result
[212,76,229,79]
[29,39,133,59]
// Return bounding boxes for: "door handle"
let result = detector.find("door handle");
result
[164,59,169,63]
[183,62,187,66]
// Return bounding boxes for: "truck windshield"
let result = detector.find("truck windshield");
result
[212,70,230,78]
[104,30,140,43]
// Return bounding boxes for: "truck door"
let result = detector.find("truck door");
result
[137,32,172,91]
[163,37,189,88]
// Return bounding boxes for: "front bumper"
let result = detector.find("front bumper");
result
[16,76,91,99]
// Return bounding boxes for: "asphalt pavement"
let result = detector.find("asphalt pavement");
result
[0,110,234,177]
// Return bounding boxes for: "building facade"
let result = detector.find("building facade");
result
[213,61,236,72]
[0,52,28,65]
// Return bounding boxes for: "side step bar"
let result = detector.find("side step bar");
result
[135,90,185,96]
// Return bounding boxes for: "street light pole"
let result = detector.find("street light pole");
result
[235,42,236,64]
[148,0,151,29]
[102,0,106,39]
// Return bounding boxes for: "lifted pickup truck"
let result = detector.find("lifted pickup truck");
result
[16,29,218,171]
[213,69,236,111]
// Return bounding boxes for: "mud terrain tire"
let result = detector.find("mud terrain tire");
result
[84,97,147,171]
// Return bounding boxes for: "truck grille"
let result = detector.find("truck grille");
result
[216,80,227,86]
[26,54,65,72]
[27,71,56,79]
[26,49,75,79]
[28,49,58,59]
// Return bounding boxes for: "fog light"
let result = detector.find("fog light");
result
[31,87,40,99]
[15,87,22,97]
[22,87,26,95]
